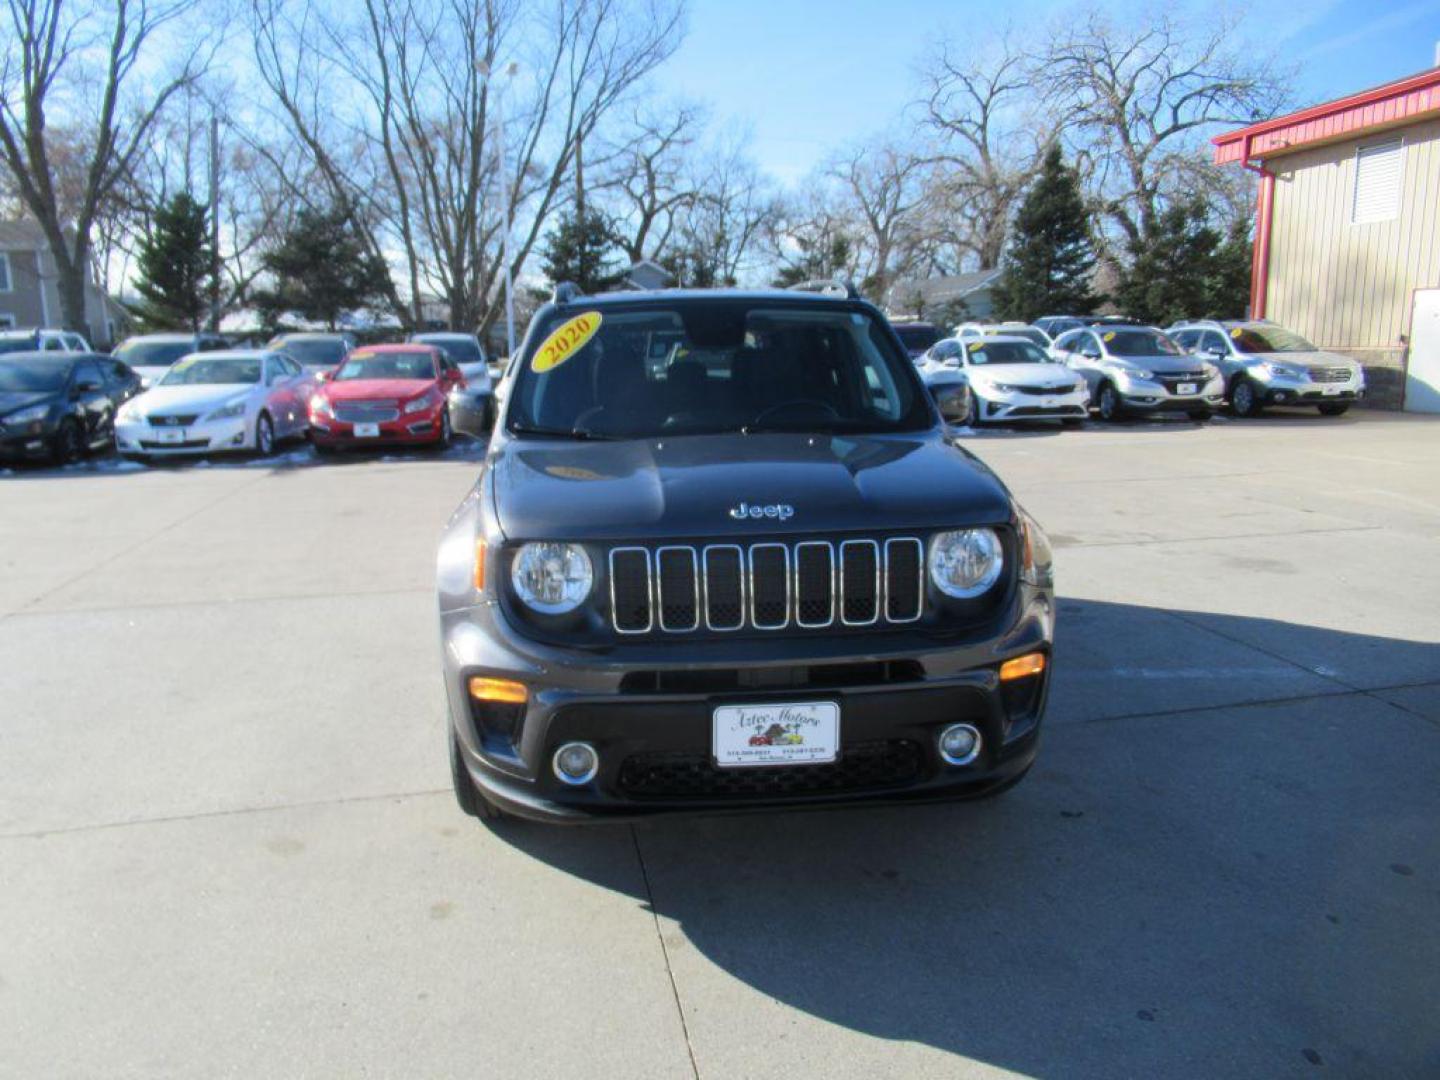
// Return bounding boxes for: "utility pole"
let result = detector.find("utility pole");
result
[208,116,221,333]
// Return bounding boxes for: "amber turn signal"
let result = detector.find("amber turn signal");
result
[468,677,527,705]
[999,653,1047,682]
[473,540,487,591]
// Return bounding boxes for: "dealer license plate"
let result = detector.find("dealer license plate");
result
[156,428,185,444]
[1175,382,1197,395]
[712,701,839,767]
[354,422,381,437]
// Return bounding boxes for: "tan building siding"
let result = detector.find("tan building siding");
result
[1264,115,1440,406]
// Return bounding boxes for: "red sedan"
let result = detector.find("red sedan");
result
[309,344,464,451]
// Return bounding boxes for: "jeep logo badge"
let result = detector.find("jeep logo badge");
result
[729,501,795,521]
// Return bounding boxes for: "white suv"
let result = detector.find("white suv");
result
[1168,320,1365,417]
[0,328,93,354]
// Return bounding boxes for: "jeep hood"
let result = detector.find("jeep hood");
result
[491,432,1014,541]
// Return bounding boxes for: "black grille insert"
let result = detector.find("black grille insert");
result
[750,545,789,628]
[617,739,924,799]
[703,546,744,630]
[840,540,879,624]
[610,548,652,632]
[657,547,699,631]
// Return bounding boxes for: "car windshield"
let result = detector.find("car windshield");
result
[276,338,347,367]
[159,357,262,385]
[892,324,940,353]
[1003,328,1049,346]
[1104,330,1183,357]
[966,341,1051,365]
[418,336,483,364]
[335,352,437,380]
[114,340,192,368]
[509,300,930,439]
[0,360,68,391]
[1230,326,1317,354]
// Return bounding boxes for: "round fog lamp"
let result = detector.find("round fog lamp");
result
[552,742,599,785]
[937,723,982,766]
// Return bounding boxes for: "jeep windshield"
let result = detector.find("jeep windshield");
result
[508,299,931,439]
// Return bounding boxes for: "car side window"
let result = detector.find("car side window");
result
[1171,330,1195,350]
[1053,331,1076,352]
[74,362,104,390]
[1202,331,1229,355]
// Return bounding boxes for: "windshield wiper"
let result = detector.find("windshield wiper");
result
[509,421,625,441]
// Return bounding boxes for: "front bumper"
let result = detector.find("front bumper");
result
[1117,375,1225,413]
[973,385,1088,422]
[310,409,445,447]
[115,417,249,456]
[1254,374,1365,406]
[0,420,59,460]
[441,584,1054,823]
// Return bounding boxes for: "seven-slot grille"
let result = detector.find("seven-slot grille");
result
[1308,367,1351,383]
[608,538,925,634]
[335,401,400,423]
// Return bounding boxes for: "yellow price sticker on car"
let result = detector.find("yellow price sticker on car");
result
[1230,327,1243,338]
[968,341,983,351]
[532,311,603,373]
[1103,331,1116,342]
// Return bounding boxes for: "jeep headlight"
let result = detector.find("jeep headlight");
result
[929,528,1003,599]
[511,542,593,613]
[206,397,247,421]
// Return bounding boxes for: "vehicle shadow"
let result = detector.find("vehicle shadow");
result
[486,600,1440,1078]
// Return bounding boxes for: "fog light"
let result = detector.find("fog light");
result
[468,676,527,705]
[937,723,982,766]
[552,742,599,785]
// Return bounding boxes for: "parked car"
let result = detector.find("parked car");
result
[308,343,462,452]
[265,332,353,374]
[1168,319,1366,417]
[437,284,1055,822]
[926,336,1088,426]
[115,350,313,460]
[409,331,495,430]
[1050,325,1224,422]
[1033,316,1087,339]
[0,328,93,354]
[889,320,944,359]
[113,332,229,388]
[0,353,136,463]
[954,322,1053,348]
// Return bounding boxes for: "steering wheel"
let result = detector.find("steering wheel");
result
[748,400,842,427]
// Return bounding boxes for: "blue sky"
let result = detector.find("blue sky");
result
[654,0,1440,183]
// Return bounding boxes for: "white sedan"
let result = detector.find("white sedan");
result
[115,350,315,459]
[920,335,1090,426]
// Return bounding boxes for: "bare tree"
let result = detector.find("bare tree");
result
[598,102,703,263]
[250,0,684,332]
[667,137,776,286]
[917,32,1052,271]
[0,0,215,332]
[1040,9,1288,250]
[825,138,929,301]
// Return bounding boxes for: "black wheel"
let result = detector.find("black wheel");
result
[963,390,981,428]
[1096,383,1124,422]
[1230,378,1262,418]
[483,399,497,431]
[50,418,84,465]
[255,412,276,456]
[450,728,504,821]
[435,407,453,450]
[1318,403,1350,416]
[1188,410,1212,423]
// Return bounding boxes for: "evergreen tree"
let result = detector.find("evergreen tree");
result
[1206,220,1253,319]
[992,145,1100,322]
[1113,199,1222,326]
[133,192,214,331]
[254,204,391,329]
[772,233,852,288]
[540,209,624,294]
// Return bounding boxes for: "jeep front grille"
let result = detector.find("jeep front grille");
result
[608,537,925,634]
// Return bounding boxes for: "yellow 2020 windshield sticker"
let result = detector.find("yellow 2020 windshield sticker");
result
[532,311,603,373]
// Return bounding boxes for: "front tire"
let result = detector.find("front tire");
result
[450,728,504,821]
[255,412,276,456]
[50,418,84,465]
[1318,403,1350,416]
[435,407,453,450]
[1096,383,1124,422]
[1231,378,1262,418]
[963,390,981,428]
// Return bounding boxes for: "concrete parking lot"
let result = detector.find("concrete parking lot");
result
[2,413,1438,1079]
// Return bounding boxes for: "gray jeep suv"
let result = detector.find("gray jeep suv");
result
[436,285,1055,823]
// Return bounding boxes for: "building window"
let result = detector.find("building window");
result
[0,252,12,292]
[0,313,15,328]
[1352,140,1403,224]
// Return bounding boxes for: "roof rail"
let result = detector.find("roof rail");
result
[552,281,585,304]
[785,279,860,301]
